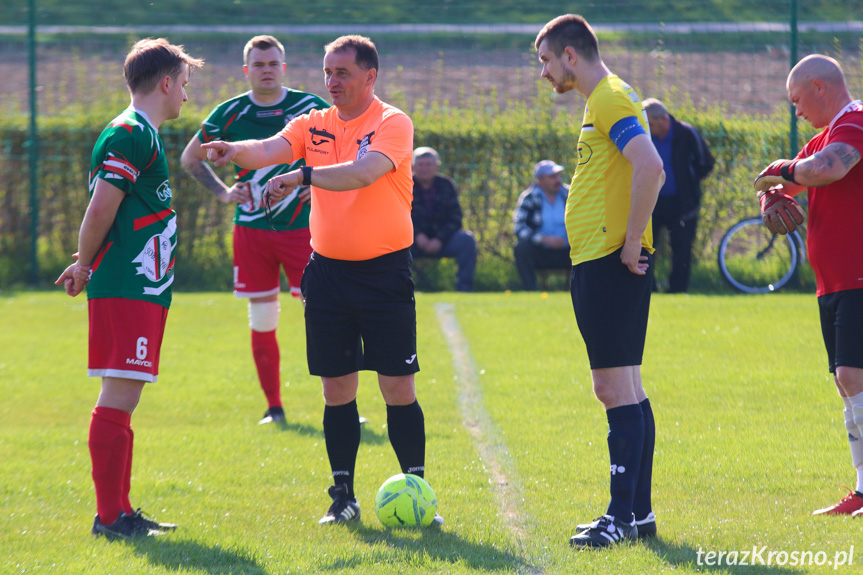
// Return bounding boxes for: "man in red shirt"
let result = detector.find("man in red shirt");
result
[754,54,863,515]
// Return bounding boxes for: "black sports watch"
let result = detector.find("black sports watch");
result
[301,165,313,186]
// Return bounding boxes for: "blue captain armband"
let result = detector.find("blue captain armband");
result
[608,116,646,153]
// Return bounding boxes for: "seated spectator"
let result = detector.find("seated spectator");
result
[513,160,571,291]
[410,147,477,292]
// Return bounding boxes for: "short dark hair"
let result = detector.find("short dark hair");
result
[534,14,600,62]
[124,38,204,95]
[324,35,379,72]
[243,35,285,65]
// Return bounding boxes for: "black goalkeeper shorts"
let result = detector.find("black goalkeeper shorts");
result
[819,288,863,373]
[570,247,653,370]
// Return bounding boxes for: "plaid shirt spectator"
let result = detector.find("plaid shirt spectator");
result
[513,183,570,244]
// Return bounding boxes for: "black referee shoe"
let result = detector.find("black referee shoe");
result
[319,484,361,524]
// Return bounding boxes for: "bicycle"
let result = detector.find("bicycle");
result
[717,198,807,294]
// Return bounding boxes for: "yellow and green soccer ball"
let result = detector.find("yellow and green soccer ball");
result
[374,473,437,527]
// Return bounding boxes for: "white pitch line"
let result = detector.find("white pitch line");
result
[435,303,543,574]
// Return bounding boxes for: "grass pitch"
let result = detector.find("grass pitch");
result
[0,291,857,574]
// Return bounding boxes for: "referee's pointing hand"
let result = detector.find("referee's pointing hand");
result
[201,140,237,167]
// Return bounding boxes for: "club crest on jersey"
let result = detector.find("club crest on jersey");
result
[577,142,593,165]
[156,180,173,202]
[133,233,174,282]
[356,131,375,161]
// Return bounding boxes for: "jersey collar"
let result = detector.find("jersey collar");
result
[248,87,288,108]
[828,99,863,131]
[128,106,157,133]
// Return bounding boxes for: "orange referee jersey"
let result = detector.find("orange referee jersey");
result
[279,97,414,261]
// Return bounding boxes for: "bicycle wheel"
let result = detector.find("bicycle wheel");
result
[718,218,798,294]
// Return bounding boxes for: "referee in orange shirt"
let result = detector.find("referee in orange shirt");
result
[202,35,441,526]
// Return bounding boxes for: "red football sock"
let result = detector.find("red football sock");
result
[89,406,131,525]
[121,427,134,514]
[251,329,281,408]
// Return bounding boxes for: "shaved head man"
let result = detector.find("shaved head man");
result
[786,54,853,129]
[754,54,863,516]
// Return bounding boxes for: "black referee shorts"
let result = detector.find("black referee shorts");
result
[570,247,653,370]
[818,288,863,373]
[301,248,419,378]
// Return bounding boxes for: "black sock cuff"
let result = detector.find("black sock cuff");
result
[606,403,644,423]
[386,400,423,422]
[325,399,359,417]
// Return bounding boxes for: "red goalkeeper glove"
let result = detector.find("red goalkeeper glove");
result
[758,188,805,234]
[754,159,799,192]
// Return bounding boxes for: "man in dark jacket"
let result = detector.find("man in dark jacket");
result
[410,147,477,291]
[643,98,715,293]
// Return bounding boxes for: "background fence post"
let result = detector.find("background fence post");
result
[789,0,799,157]
[28,0,40,284]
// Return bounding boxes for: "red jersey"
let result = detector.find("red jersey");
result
[797,101,863,296]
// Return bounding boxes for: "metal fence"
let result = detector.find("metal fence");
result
[2,0,862,290]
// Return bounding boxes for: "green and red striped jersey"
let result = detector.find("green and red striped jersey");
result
[87,108,177,308]
[195,87,330,231]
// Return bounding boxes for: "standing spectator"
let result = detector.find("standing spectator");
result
[513,159,571,291]
[55,38,204,539]
[753,54,863,516]
[535,14,665,547]
[181,35,330,425]
[201,35,442,527]
[410,146,477,292]
[643,98,715,293]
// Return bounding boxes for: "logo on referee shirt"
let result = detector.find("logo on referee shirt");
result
[309,126,335,146]
[356,131,375,161]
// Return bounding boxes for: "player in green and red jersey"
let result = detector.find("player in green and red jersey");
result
[56,38,203,540]
[182,36,330,425]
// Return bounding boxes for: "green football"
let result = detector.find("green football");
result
[374,473,437,527]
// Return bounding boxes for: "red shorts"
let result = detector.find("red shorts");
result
[233,226,313,298]
[88,298,169,383]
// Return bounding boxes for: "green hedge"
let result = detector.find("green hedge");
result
[0,104,814,292]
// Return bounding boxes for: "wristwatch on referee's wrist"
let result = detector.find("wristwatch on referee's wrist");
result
[301,165,313,186]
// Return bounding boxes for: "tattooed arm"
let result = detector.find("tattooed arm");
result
[794,142,862,187]
[181,136,251,205]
